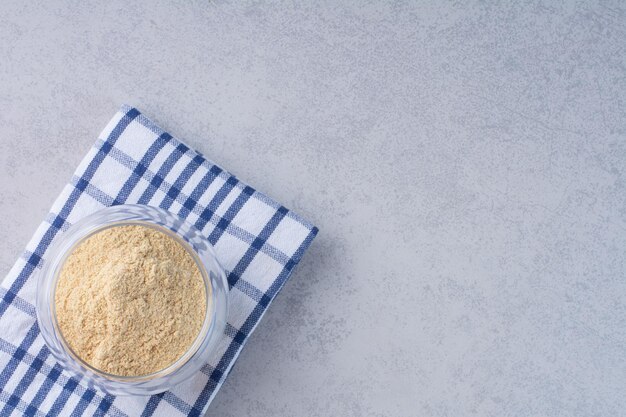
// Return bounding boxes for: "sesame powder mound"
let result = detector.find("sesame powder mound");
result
[54,224,207,377]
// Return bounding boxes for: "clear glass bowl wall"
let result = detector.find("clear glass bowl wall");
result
[36,204,229,396]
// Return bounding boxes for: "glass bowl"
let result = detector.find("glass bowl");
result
[36,204,229,396]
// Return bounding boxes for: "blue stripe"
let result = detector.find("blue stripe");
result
[231,277,266,303]
[0,323,39,393]
[28,361,63,414]
[0,345,49,416]
[0,263,37,317]
[162,391,194,414]
[160,154,205,211]
[20,251,44,270]
[24,399,42,416]
[68,386,95,417]
[112,133,171,205]
[187,366,222,417]
[92,394,115,417]
[42,377,78,417]
[140,392,164,417]
[0,391,43,417]
[207,186,255,245]
[44,213,70,232]
[137,141,187,205]
[0,289,35,317]
[252,191,315,230]
[70,176,114,207]
[175,165,223,219]
[193,176,239,230]
[264,226,318,304]
[226,206,289,288]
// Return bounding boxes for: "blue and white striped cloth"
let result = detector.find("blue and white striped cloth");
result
[0,106,318,416]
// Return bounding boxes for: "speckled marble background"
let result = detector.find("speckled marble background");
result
[1,1,625,416]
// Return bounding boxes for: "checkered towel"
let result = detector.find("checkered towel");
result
[0,106,318,416]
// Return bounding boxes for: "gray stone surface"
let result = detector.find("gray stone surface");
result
[1,1,625,416]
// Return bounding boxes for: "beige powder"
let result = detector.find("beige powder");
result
[55,224,207,376]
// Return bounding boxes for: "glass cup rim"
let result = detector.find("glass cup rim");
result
[36,204,229,395]
[51,220,214,382]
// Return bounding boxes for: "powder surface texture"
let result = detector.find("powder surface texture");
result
[55,224,207,377]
